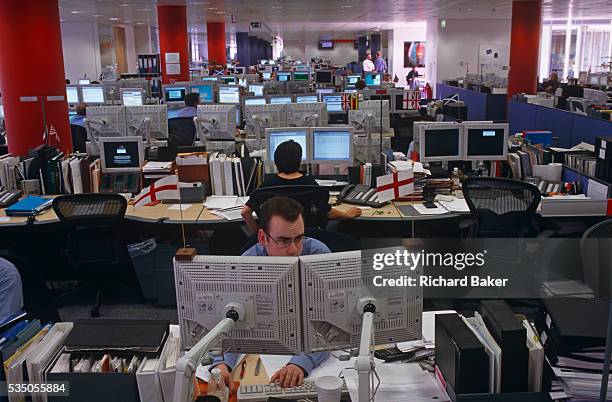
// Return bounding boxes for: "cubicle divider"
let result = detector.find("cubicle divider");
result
[436,84,507,121]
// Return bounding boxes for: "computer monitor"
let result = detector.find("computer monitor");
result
[80,85,105,105]
[266,127,309,162]
[243,96,267,106]
[321,94,344,113]
[419,122,463,162]
[102,81,124,104]
[164,84,188,104]
[249,83,264,96]
[189,83,215,103]
[125,105,169,141]
[600,74,609,87]
[268,95,292,105]
[316,87,335,101]
[295,95,319,104]
[264,81,286,95]
[357,100,391,130]
[462,122,509,161]
[300,250,422,352]
[194,104,235,141]
[244,104,287,139]
[202,76,219,82]
[346,74,361,88]
[78,78,91,85]
[589,74,601,86]
[238,77,248,88]
[66,85,80,105]
[98,136,144,173]
[220,76,237,84]
[276,72,291,82]
[218,85,240,104]
[286,103,328,127]
[578,71,588,85]
[262,71,272,80]
[364,73,381,86]
[315,70,333,84]
[120,88,145,106]
[84,106,127,140]
[234,66,246,75]
[311,127,353,164]
[123,79,151,97]
[293,72,309,82]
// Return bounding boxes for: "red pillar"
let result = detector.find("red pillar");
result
[157,5,190,84]
[0,0,72,156]
[507,0,542,97]
[207,22,227,66]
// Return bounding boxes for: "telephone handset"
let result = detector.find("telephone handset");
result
[337,184,388,208]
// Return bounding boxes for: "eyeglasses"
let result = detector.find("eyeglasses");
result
[264,231,304,248]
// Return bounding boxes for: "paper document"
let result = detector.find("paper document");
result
[315,179,349,187]
[437,198,470,212]
[168,204,192,211]
[413,203,449,215]
[204,196,239,209]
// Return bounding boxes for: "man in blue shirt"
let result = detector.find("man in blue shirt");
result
[69,103,87,126]
[374,51,387,74]
[176,92,200,118]
[0,257,23,322]
[213,197,329,392]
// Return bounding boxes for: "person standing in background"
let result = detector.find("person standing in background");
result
[362,52,375,73]
[406,66,419,89]
[374,51,387,74]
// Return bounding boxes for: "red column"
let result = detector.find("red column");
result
[0,0,72,156]
[207,22,227,66]
[507,0,542,97]
[157,5,190,84]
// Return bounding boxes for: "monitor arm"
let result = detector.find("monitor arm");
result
[83,118,108,153]
[252,115,270,141]
[355,297,377,402]
[129,117,152,145]
[303,113,320,127]
[173,303,246,402]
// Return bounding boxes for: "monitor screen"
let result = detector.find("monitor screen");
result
[81,86,104,103]
[222,77,236,84]
[164,87,187,102]
[277,72,291,82]
[202,77,219,82]
[322,95,343,112]
[294,72,309,81]
[245,98,267,106]
[190,85,214,102]
[268,130,308,161]
[269,97,292,105]
[102,140,141,169]
[312,130,352,162]
[423,129,460,158]
[218,86,240,104]
[365,73,381,86]
[249,84,264,96]
[315,71,333,84]
[121,90,143,106]
[234,67,246,75]
[347,75,361,85]
[66,86,79,104]
[316,88,334,96]
[319,40,334,50]
[296,95,319,103]
[0,105,4,119]
[78,79,90,85]
[262,72,272,80]
[466,128,506,157]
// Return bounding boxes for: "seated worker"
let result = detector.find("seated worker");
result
[213,197,330,391]
[241,140,362,232]
[69,103,87,126]
[0,257,23,322]
[176,92,200,118]
[541,72,560,94]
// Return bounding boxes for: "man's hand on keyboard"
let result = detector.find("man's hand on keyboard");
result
[214,363,237,394]
[270,364,305,388]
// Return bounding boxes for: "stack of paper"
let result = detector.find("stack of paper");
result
[143,161,173,179]
[204,195,248,210]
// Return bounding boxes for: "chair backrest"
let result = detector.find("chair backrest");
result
[70,124,88,153]
[52,194,127,265]
[462,177,541,237]
[168,117,197,147]
[581,218,612,297]
[249,185,330,229]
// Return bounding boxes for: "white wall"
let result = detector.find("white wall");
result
[388,22,427,87]
[282,32,360,66]
[436,18,511,82]
[134,25,152,56]
[61,22,101,82]
[121,25,137,74]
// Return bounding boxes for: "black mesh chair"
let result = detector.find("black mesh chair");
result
[168,117,197,147]
[461,177,545,237]
[70,124,88,153]
[52,193,129,317]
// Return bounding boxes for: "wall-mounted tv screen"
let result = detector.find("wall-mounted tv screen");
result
[319,40,334,50]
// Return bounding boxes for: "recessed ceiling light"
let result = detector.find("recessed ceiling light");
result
[109,17,119,21]
[120,3,132,6]
[124,20,132,23]
[71,10,85,14]
[92,14,102,17]
[215,11,224,14]
[136,8,151,12]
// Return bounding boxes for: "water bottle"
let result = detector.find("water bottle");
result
[207,368,228,402]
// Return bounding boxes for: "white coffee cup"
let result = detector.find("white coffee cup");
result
[315,376,344,402]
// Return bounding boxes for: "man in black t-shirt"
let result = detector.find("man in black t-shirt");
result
[241,140,362,232]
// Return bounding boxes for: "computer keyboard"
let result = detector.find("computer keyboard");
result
[237,378,348,401]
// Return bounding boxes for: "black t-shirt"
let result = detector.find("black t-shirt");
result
[246,174,331,213]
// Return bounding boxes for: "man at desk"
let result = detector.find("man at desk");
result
[213,197,329,391]
[240,140,362,232]
[176,92,200,118]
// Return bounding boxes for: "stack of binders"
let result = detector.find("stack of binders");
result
[208,153,262,196]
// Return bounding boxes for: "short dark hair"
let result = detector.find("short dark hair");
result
[274,140,302,173]
[184,92,200,107]
[259,197,304,232]
[76,103,88,116]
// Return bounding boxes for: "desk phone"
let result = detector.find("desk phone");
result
[337,184,387,208]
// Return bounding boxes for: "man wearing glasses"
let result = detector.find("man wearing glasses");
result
[212,197,330,391]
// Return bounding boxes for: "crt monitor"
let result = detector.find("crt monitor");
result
[120,88,144,106]
[311,127,353,163]
[78,78,91,85]
[99,136,144,173]
[218,85,240,104]
[234,66,246,75]
[296,95,319,103]
[315,70,333,84]
[81,85,105,105]
[269,95,292,105]
[589,74,601,86]
[462,122,509,161]
[244,104,288,138]
[164,85,188,104]
[276,72,291,82]
[266,127,309,162]
[262,71,272,80]
[202,76,219,82]
[194,104,235,141]
[66,85,80,104]
[322,94,344,113]
[244,97,267,106]
[190,84,215,103]
[287,103,327,127]
[346,74,361,87]
[84,106,127,139]
[293,72,309,82]
[364,73,381,86]
[125,105,169,140]
[249,83,264,96]
[419,122,463,162]
[221,76,236,84]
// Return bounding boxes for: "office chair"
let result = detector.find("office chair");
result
[460,177,550,237]
[70,124,88,153]
[581,219,612,298]
[52,193,132,317]
[168,117,197,147]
